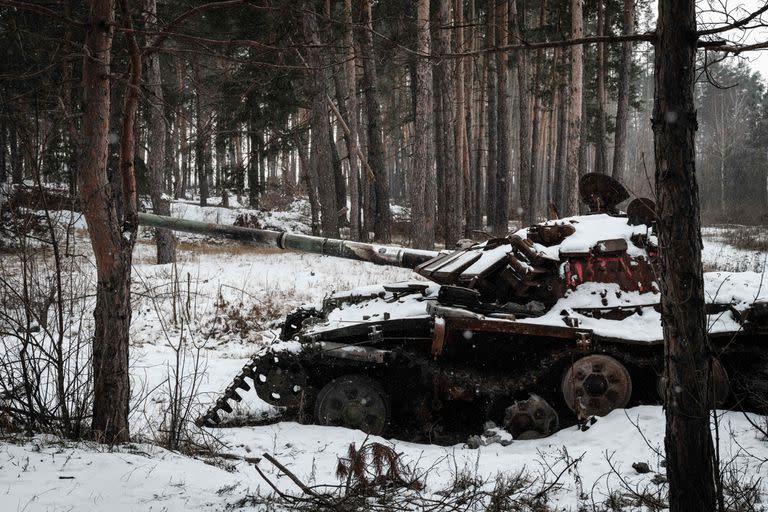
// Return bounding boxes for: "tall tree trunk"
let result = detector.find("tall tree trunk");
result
[192,63,210,206]
[595,0,608,175]
[341,0,361,240]
[434,0,458,245]
[565,0,583,216]
[9,125,22,184]
[330,122,347,226]
[612,0,635,182]
[411,0,436,249]
[296,108,321,235]
[303,5,339,237]
[526,0,546,225]
[0,121,6,183]
[485,4,497,231]
[494,0,510,235]
[144,0,175,264]
[247,118,260,208]
[510,0,532,227]
[474,51,487,227]
[359,0,391,242]
[79,0,135,444]
[553,47,568,214]
[175,59,187,199]
[655,2,717,510]
[454,0,470,240]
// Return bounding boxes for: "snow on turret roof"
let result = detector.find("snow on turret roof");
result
[515,213,653,259]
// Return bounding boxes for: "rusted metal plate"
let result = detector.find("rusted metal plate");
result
[579,173,630,212]
[442,316,592,340]
[627,198,656,226]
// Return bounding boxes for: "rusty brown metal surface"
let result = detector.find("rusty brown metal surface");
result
[442,316,592,341]
[561,354,632,419]
[579,173,630,212]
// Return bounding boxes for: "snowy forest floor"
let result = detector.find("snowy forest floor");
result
[1,198,767,511]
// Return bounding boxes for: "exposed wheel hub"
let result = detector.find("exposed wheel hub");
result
[314,374,390,435]
[255,355,308,408]
[562,354,632,419]
[503,395,560,440]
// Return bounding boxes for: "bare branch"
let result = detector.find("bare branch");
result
[0,0,84,28]
[698,3,768,36]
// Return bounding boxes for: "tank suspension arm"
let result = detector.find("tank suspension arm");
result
[138,212,439,269]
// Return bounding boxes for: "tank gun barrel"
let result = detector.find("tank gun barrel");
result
[138,212,439,269]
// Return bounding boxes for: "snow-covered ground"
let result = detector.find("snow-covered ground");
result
[4,408,766,511]
[1,202,767,511]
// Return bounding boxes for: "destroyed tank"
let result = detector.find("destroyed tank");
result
[139,174,768,442]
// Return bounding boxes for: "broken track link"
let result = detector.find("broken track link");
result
[196,348,308,428]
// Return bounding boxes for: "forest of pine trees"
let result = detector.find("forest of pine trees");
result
[1,0,766,250]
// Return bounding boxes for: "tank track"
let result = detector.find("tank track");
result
[197,346,308,428]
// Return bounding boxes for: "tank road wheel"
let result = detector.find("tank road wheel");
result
[561,355,632,419]
[503,395,560,440]
[254,353,308,409]
[314,374,390,435]
[656,358,730,407]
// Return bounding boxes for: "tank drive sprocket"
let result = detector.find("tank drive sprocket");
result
[197,347,309,428]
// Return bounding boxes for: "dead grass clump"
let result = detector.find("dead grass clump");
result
[234,213,261,229]
[721,226,768,252]
[259,191,301,212]
[175,240,282,256]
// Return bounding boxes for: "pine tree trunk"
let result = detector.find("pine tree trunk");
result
[302,5,339,237]
[510,0,531,227]
[527,1,546,225]
[485,4,497,231]
[411,0,436,249]
[565,0,583,216]
[612,0,635,182]
[654,2,717,511]
[175,59,187,199]
[433,0,459,245]
[494,0,510,236]
[80,0,136,444]
[454,0,470,240]
[342,0,361,240]
[474,49,488,230]
[359,0,391,242]
[144,0,175,264]
[595,0,608,175]
[192,62,210,206]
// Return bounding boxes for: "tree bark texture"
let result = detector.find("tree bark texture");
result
[595,0,609,175]
[613,0,635,182]
[654,1,717,511]
[302,4,339,238]
[359,0,391,242]
[303,5,339,237]
[565,0,583,216]
[435,0,460,246]
[78,0,134,444]
[494,0,510,236]
[485,4,497,230]
[510,0,532,227]
[411,0,436,249]
[192,62,210,206]
[554,47,568,215]
[454,0,470,240]
[342,0,361,240]
[143,0,175,264]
